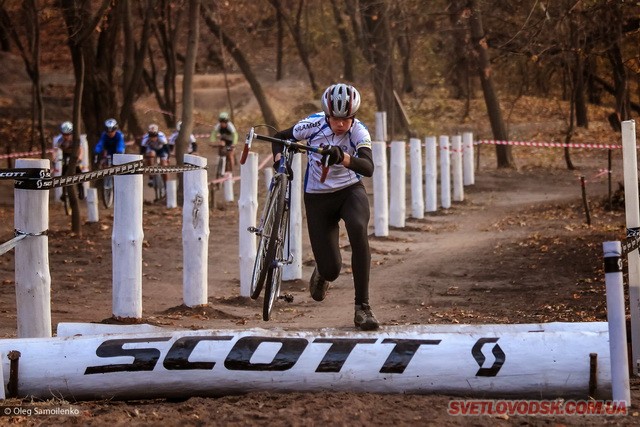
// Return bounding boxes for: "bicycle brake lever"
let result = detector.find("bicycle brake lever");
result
[240,127,255,165]
[320,152,329,183]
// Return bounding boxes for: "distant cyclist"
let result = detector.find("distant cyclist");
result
[168,121,197,159]
[141,123,169,186]
[211,111,238,172]
[53,121,84,199]
[94,118,125,161]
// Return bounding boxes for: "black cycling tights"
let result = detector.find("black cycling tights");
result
[304,182,371,306]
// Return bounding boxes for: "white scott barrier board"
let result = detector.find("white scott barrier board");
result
[0,322,610,400]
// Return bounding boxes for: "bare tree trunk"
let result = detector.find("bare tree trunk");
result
[359,0,407,138]
[468,1,513,168]
[276,5,283,81]
[269,0,318,92]
[330,0,354,82]
[393,3,413,93]
[202,5,278,130]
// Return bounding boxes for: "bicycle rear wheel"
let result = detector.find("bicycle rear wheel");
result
[262,176,288,321]
[62,188,72,216]
[101,176,114,208]
[153,174,165,201]
[250,174,285,300]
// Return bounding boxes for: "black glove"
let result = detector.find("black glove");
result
[322,145,344,166]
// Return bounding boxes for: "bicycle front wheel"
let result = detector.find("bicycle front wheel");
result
[153,174,165,201]
[250,174,285,300]
[62,188,72,216]
[101,176,114,208]
[262,175,288,321]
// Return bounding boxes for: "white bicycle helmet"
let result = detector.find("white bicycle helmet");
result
[105,118,118,132]
[60,121,73,135]
[321,83,361,118]
[176,121,182,132]
[148,123,159,136]
[218,112,230,122]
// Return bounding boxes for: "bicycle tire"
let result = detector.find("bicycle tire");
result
[62,188,72,216]
[249,174,284,300]
[153,174,164,201]
[101,177,114,208]
[262,175,288,320]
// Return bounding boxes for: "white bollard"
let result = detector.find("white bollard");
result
[80,134,90,197]
[621,119,640,374]
[440,136,451,209]
[424,136,437,213]
[389,141,406,228]
[183,154,210,307]
[263,167,273,192]
[52,147,63,203]
[86,187,99,223]
[372,141,389,237]
[603,241,631,405]
[451,135,464,202]
[223,172,234,202]
[375,112,387,142]
[283,154,302,281]
[15,158,51,338]
[239,153,258,297]
[463,131,475,186]
[112,154,144,319]
[166,179,177,209]
[409,138,424,219]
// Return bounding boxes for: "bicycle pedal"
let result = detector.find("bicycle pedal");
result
[278,294,294,303]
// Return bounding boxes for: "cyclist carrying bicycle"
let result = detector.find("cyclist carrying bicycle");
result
[94,118,125,163]
[211,111,238,173]
[271,83,379,331]
[53,121,84,200]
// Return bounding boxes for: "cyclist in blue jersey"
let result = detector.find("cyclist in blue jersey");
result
[271,83,378,331]
[95,118,125,158]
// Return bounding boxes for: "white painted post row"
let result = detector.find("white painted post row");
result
[283,154,302,281]
[238,153,258,297]
[621,119,640,376]
[451,135,464,202]
[389,141,406,228]
[463,131,475,186]
[602,241,631,405]
[409,138,424,219]
[183,154,210,307]
[425,136,437,212]
[372,141,388,237]
[440,136,451,209]
[14,158,52,338]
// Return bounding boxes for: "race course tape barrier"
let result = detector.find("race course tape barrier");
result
[476,140,621,149]
[0,160,206,190]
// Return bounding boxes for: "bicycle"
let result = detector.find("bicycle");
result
[214,144,229,188]
[240,127,329,321]
[95,155,114,209]
[60,155,84,216]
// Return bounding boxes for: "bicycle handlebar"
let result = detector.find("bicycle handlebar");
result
[240,127,330,182]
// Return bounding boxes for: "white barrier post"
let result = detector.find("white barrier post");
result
[80,134,90,197]
[263,167,273,191]
[621,119,640,375]
[239,153,258,297]
[52,147,62,203]
[375,112,387,142]
[15,158,51,338]
[463,131,475,186]
[425,136,437,213]
[183,154,209,307]
[166,179,177,208]
[389,141,406,228]
[603,241,631,404]
[372,141,389,237]
[283,154,302,280]
[440,135,451,209]
[409,138,424,219]
[112,154,143,320]
[223,172,234,202]
[85,187,99,223]
[451,135,464,202]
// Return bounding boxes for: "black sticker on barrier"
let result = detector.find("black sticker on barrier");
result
[84,337,172,374]
[471,338,505,377]
[0,168,50,180]
[604,256,623,273]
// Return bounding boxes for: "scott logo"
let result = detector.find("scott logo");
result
[0,171,28,178]
[84,334,505,377]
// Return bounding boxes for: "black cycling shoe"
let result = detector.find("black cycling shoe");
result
[309,267,329,302]
[354,303,380,331]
